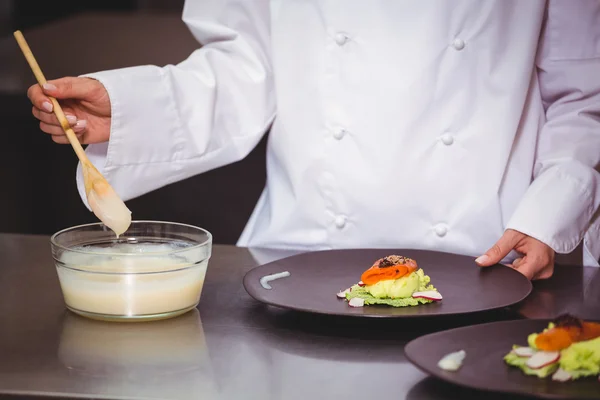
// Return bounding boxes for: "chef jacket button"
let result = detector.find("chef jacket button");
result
[452,38,465,50]
[333,128,346,140]
[335,215,347,229]
[335,32,349,46]
[434,224,448,237]
[440,133,454,146]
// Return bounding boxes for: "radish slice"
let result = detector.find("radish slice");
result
[526,351,560,369]
[348,298,365,307]
[259,271,291,289]
[552,368,572,382]
[336,288,351,299]
[358,281,365,287]
[512,347,536,357]
[437,350,466,371]
[412,291,442,301]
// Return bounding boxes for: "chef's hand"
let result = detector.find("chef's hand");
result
[28,77,111,144]
[474,229,555,280]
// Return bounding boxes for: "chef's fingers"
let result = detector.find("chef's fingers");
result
[40,120,87,137]
[512,259,536,280]
[515,252,554,281]
[531,252,555,280]
[28,77,95,115]
[512,257,524,268]
[515,259,550,281]
[475,229,522,267]
[533,264,554,280]
[41,77,96,100]
[27,83,54,113]
[32,106,77,127]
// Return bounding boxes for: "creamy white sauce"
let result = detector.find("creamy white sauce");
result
[259,271,291,289]
[57,243,208,316]
[437,350,466,371]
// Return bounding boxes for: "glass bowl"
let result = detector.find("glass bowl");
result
[50,221,212,322]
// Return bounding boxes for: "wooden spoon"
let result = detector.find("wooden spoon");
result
[14,30,132,236]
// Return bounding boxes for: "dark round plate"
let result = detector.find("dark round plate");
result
[242,249,532,318]
[404,319,600,399]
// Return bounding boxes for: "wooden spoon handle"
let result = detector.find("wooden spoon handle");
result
[13,30,90,165]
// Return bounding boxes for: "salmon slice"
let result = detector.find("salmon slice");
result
[535,314,600,351]
[360,255,418,286]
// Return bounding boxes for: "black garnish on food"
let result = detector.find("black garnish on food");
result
[553,314,583,329]
[377,255,410,268]
[378,257,396,268]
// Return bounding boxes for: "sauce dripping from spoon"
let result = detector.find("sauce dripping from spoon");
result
[84,171,132,237]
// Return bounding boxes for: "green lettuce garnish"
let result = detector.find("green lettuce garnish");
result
[504,322,600,381]
[504,346,558,378]
[345,269,438,307]
[560,336,600,378]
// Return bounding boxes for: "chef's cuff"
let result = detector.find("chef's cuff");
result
[506,164,598,254]
[74,66,181,208]
[81,65,182,167]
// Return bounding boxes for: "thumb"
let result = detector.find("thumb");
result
[475,230,521,267]
[41,77,94,100]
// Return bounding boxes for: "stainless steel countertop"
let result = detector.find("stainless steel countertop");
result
[0,233,598,400]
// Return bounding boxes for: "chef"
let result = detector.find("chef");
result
[27,0,600,279]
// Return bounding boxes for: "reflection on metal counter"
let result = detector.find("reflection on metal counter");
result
[57,309,218,399]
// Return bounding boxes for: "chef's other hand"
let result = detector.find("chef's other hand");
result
[28,77,111,144]
[474,229,555,280]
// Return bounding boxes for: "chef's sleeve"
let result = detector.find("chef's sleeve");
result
[75,0,274,209]
[505,0,600,264]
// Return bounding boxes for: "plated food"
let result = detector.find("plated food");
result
[244,248,531,318]
[504,314,600,382]
[336,255,442,308]
[404,318,600,399]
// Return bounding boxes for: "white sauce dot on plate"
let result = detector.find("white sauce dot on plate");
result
[259,271,291,289]
[437,350,466,371]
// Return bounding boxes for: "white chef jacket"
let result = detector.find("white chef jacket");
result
[76,0,600,267]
